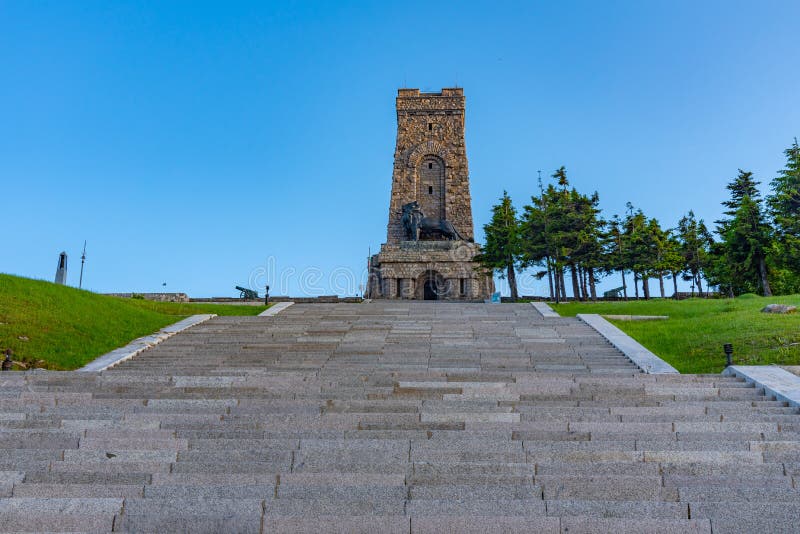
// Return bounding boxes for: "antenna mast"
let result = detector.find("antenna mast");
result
[79,241,87,289]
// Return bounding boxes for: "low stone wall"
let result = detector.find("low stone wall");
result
[190,296,364,304]
[106,292,189,303]
[279,296,363,303]
[189,297,258,303]
[505,296,700,302]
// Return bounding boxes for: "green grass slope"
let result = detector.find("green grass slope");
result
[552,296,800,373]
[0,274,267,370]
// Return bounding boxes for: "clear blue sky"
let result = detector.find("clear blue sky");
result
[2,1,798,297]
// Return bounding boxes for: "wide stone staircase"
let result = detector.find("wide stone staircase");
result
[1,302,799,532]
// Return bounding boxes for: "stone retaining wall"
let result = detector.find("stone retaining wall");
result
[189,296,363,304]
[106,292,189,303]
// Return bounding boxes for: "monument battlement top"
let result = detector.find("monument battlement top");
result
[397,88,463,97]
[396,88,464,111]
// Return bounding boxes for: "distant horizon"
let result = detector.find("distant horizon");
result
[2,2,798,297]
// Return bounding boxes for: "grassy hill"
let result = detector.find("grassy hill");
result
[0,274,267,370]
[552,296,800,373]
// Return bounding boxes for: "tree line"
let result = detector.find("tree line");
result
[477,139,800,301]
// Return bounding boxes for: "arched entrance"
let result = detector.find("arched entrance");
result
[423,279,438,300]
[416,270,447,300]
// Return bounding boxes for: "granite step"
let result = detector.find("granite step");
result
[266,515,410,534]
[1,302,798,530]
[114,497,264,533]
[0,497,122,532]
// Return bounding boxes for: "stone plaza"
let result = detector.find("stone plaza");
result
[1,301,799,532]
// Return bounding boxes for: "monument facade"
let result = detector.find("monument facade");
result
[367,88,494,300]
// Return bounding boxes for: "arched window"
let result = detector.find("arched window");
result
[418,156,445,221]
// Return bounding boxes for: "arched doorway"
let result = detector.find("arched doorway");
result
[416,270,448,300]
[423,279,438,300]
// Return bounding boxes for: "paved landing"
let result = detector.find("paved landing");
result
[1,302,799,533]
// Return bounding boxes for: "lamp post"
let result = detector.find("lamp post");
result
[723,344,733,367]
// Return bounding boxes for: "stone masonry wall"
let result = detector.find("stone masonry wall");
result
[386,88,474,243]
[105,293,190,303]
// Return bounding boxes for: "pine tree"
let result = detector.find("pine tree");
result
[722,195,773,296]
[520,167,605,301]
[477,191,522,300]
[663,233,684,298]
[521,192,554,300]
[604,215,629,299]
[714,169,774,296]
[550,167,578,299]
[572,190,604,301]
[648,219,681,298]
[721,170,761,217]
[622,208,652,299]
[768,139,800,277]
[523,181,571,301]
[676,211,713,297]
[714,169,763,259]
[520,174,558,300]
[705,239,736,297]
[553,166,569,190]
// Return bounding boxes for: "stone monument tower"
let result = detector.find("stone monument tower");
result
[54,251,68,285]
[367,88,494,300]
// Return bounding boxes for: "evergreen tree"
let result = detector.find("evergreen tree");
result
[604,215,629,299]
[768,139,800,277]
[663,233,685,298]
[477,191,522,300]
[522,182,569,301]
[550,167,579,299]
[721,170,761,219]
[520,167,605,301]
[705,240,736,297]
[649,220,682,298]
[713,169,774,296]
[622,207,651,299]
[676,211,713,296]
[572,190,604,300]
[722,195,773,296]
[520,189,554,300]
[520,173,559,300]
[486,140,799,299]
[553,166,569,189]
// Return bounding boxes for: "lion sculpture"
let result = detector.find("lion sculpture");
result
[401,201,467,241]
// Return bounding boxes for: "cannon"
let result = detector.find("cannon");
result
[235,286,259,301]
[603,286,625,298]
